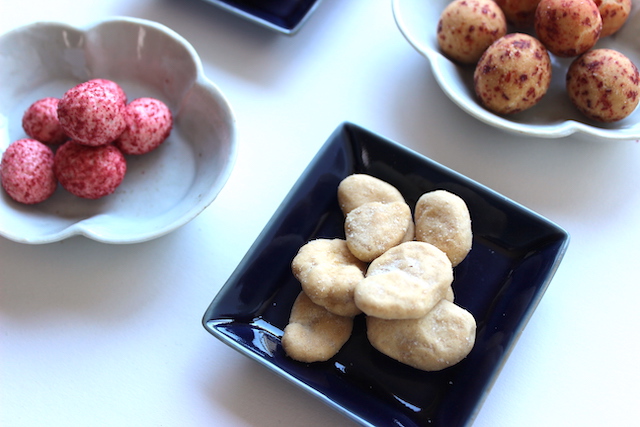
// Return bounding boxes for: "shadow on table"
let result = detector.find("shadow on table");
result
[122,0,344,87]
[0,228,187,324]
[203,353,362,427]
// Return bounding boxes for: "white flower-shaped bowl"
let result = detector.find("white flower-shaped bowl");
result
[392,0,640,140]
[0,17,237,244]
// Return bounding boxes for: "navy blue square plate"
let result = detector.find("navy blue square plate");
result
[203,122,569,427]
[199,0,322,34]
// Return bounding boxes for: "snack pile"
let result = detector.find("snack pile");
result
[437,0,639,122]
[282,174,476,371]
[1,79,173,204]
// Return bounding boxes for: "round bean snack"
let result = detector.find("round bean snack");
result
[57,80,127,146]
[115,97,173,155]
[292,239,366,317]
[594,0,632,37]
[54,141,127,199]
[474,33,552,115]
[285,174,476,370]
[534,0,602,58]
[337,174,405,215]
[366,299,476,371]
[345,201,412,262]
[437,0,507,64]
[1,138,57,204]
[22,97,67,145]
[566,49,640,123]
[282,292,354,363]
[354,241,453,320]
[415,190,472,267]
[89,78,127,105]
[494,0,541,28]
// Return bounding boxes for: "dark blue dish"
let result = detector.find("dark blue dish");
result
[199,0,322,34]
[203,122,569,427]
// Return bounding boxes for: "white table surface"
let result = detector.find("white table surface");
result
[1,1,639,426]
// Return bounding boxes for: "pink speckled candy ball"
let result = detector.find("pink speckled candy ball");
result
[22,97,68,145]
[57,80,127,146]
[115,98,173,155]
[89,78,128,105]
[474,33,552,115]
[1,138,57,204]
[566,49,640,122]
[534,0,602,57]
[54,141,127,199]
[437,0,507,64]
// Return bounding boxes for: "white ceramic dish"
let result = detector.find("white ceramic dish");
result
[392,0,640,140]
[0,17,237,244]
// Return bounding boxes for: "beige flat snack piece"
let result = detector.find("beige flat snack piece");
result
[282,292,354,363]
[366,299,476,371]
[354,241,453,319]
[445,285,455,302]
[292,238,366,317]
[337,174,405,215]
[415,190,472,267]
[345,201,412,262]
[402,219,415,243]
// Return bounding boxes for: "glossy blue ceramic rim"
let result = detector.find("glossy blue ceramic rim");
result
[199,0,323,35]
[203,122,569,426]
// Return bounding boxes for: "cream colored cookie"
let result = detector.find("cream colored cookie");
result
[366,299,476,371]
[282,292,354,363]
[445,285,455,302]
[291,238,366,317]
[402,218,415,243]
[337,174,405,215]
[345,201,412,262]
[415,190,472,267]
[354,241,453,319]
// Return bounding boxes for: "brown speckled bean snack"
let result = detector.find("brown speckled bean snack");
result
[474,33,552,115]
[494,0,541,28]
[437,0,507,64]
[593,0,632,37]
[566,48,640,122]
[534,0,602,57]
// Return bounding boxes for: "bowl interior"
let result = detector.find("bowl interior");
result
[0,18,236,244]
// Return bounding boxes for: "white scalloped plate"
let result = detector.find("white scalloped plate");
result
[0,17,237,244]
[392,0,640,140]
